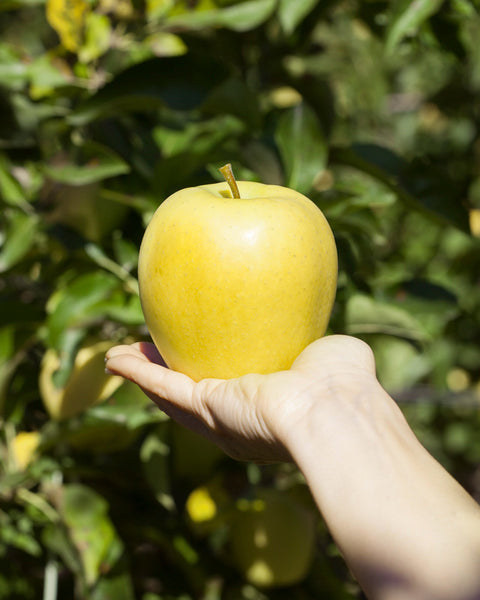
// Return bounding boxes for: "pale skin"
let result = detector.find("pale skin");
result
[105,335,480,600]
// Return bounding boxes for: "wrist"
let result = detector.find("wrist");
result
[279,371,393,460]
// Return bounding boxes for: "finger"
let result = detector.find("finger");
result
[130,341,167,366]
[292,335,376,374]
[106,342,161,363]
[106,346,219,439]
[105,347,195,409]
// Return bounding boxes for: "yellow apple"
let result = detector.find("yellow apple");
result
[229,488,317,588]
[138,164,337,381]
[184,478,233,537]
[40,340,123,421]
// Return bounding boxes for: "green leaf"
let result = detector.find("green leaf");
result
[0,513,43,557]
[85,243,139,295]
[28,54,71,99]
[0,326,16,415]
[167,0,277,32]
[278,0,319,35]
[275,103,328,194]
[89,567,136,600]
[0,46,29,90]
[45,271,120,349]
[102,295,144,326]
[345,294,430,341]
[0,154,27,206]
[218,0,277,31]
[368,334,431,392]
[0,210,40,273]
[46,381,161,454]
[385,0,445,55]
[61,484,123,586]
[86,384,165,431]
[78,12,112,64]
[44,143,130,186]
[42,524,84,582]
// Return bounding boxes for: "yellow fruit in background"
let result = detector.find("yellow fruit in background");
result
[40,340,123,421]
[11,431,41,470]
[185,478,233,536]
[230,488,316,588]
[446,367,471,392]
[469,208,480,238]
[138,164,337,381]
[186,485,218,523]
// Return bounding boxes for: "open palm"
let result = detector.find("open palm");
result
[105,335,376,463]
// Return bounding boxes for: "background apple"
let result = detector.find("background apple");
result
[229,488,317,588]
[138,165,337,381]
[39,339,123,421]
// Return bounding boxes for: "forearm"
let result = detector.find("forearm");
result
[285,380,480,600]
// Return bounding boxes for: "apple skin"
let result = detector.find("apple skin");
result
[138,180,337,381]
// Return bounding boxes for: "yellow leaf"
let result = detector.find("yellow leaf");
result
[46,0,89,52]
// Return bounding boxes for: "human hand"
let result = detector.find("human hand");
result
[106,335,480,600]
[105,335,377,463]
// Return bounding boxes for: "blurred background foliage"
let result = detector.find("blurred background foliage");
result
[1,0,480,598]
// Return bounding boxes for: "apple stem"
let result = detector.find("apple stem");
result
[219,163,241,199]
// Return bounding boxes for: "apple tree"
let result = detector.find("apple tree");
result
[0,0,479,598]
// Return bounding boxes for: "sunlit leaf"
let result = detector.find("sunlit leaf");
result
[28,53,71,99]
[0,46,29,90]
[278,0,319,35]
[0,154,26,206]
[89,568,136,600]
[275,103,328,194]
[345,294,430,341]
[0,210,40,273]
[45,271,120,349]
[166,0,277,32]
[146,0,174,21]
[0,326,17,414]
[385,0,445,55]
[78,12,112,64]
[368,334,431,392]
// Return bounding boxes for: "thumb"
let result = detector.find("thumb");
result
[292,335,377,375]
